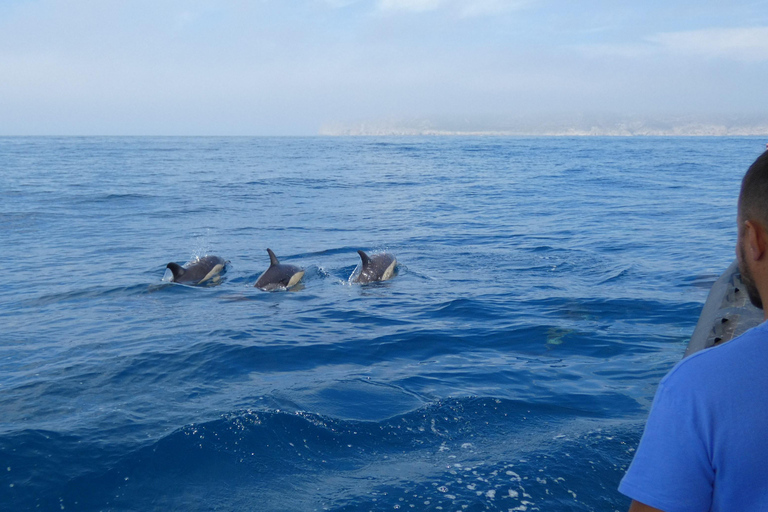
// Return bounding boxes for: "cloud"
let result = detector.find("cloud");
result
[378,0,442,12]
[576,26,768,62]
[377,0,532,16]
[575,42,656,60]
[455,0,532,17]
[648,27,768,61]
[318,0,362,8]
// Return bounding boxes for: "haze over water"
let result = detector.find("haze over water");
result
[2,1,767,136]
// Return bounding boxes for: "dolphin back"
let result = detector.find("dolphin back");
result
[354,251,397,283]
[166,256,228,285]
[255,250,304,290]
[166,262,186,281]
[357,250,372,267]
[267,248,280,266]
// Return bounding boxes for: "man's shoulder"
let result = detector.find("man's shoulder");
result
[662,320,768,388]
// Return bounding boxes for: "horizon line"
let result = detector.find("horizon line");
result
[2,133,768,138]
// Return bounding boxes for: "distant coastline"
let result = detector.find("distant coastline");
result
[320,116,768,136]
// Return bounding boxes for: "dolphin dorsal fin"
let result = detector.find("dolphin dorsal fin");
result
[166,262,185,280]
[267,248,280,266]
[357,250,371,266]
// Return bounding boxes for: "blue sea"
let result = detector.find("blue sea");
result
[1,136,763,511]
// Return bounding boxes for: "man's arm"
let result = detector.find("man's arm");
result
[629,500,663,512]
[619,374,714,511]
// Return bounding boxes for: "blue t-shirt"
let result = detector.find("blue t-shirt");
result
[619,320,768,512]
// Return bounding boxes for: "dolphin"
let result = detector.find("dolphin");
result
[254,249,305,291]
[353,250,397,284]
[166,255,229,285]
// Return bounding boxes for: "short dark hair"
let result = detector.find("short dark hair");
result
[739,151,768,228]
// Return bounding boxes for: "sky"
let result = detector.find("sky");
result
[1,0,768,135]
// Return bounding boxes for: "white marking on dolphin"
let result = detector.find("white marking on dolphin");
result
[254,249,305,291]
[352,250,397,283]
[166,255,229,285]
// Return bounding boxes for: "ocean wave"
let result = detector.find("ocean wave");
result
[2,136,752,511]
[26,283,157,307]
[0,399,638,511]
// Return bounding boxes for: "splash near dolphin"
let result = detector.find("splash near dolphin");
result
[254,249,305,291]
[352,250,397,283]
[166,255,229,285]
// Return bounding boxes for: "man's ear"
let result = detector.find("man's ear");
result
[745,220,768,261]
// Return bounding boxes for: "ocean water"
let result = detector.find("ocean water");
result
[0,136,763,511]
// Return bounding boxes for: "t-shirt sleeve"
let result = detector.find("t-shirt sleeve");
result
[619,378,714,512]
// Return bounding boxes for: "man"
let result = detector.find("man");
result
[619,150,768,512]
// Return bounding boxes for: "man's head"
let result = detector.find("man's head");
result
[737,151,768,311]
